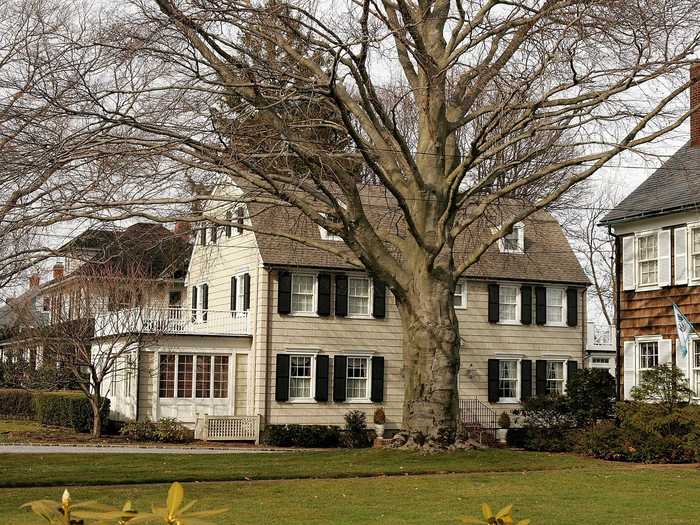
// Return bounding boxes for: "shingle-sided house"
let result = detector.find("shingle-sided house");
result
[105,187,589,439]
[600,66,700,400]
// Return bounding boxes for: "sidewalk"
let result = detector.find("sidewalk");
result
[0,444,294,454]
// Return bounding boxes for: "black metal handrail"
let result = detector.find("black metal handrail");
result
[459,397,497,445]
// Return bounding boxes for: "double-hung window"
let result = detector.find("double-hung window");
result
[545,361,565,395]
[346,357,370,400]
[499,223,524,253]
[498,360,519,402]
[454,281,467,309]
[637,233,658,287]
[289,355,313,399]
[546,288,565,325]
[692,228,700,280]
[639,341,659,370]
[348,277,371,316]
[691,340,700,397]
[499,286,518,323]
[291,274,315,314]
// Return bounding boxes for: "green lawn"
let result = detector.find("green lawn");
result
[0,449,607,488]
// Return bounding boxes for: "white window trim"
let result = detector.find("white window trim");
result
[544,359,568,396]
[690,337,700,399]
[346,275,373,319]
[497,223,525,254]
[197,282,208,323]
[689,222,700,283]
[545,287,567,327]
[157,351,231,400]
[497,357,521,404]
[635,335,662,372]
[289,273,318,317]
[635,230,660,291]
[498,284,521,325]
[454,280,467,310]
[345,355,372,402]
[287,350,319,403]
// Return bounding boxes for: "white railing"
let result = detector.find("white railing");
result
[195,414,261,443]
[94,307,250,337]
[587,322,614,351]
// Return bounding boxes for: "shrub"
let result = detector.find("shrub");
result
[261,424,341,447]
[631,364,693,413]
[505,428,528,448]
[0,389,36,419]
[566,368,616,425]
[373,407,386,425]
[119,418,193,443]
[33,391,110,433]
[512,395,576,452]
[343,410,372,448]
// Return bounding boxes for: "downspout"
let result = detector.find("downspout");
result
[610,225,622,401]
[134,343,141,422]
[581,287,587,367]
[264,267,274,425]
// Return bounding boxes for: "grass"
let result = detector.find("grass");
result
[3,466,699,524]
[0,449,609,488]
[0,419,84,444]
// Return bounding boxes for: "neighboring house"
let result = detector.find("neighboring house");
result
[585,323,616,378]
[600,65,700,400]
[0,274,47,365]
[106,186,589,438]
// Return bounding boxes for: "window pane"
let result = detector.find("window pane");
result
[195,356,211,398]
[159,354,175,398]
[292,275,314,313]
[348,278,370,315]
[346,357,368,399]
[499,287,517,321]
[499,360,518,399]
[289,355,312,398]
[213,356,229,398]
[177,355,193,398]
[694,229,700,254]
[640,342,659,369]
[546,361,564,395]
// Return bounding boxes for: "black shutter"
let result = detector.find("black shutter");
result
[335,274,348,317]
[230,276,237,311]
[521,360,532,401]
[236,207,244,234]
[520,286,532,325]
[243,273,251,311]
[567,360,578,384]
[372,280,386,318]
[370,356,385,402]
[566,288,578,327]
[210,226,217,243]
[536,360,547,396]
[487,359,499,402]
[315,355,330,402]
[487,283,499,323]
[535,286,547,325]
[275,354,290,402]
[191,286,198,322]
[199,228,206,245]
[333,355,347,402]
[225,211,232,237]
[278,270,292,314]
[201,284,209,322]
[317,273,331,316]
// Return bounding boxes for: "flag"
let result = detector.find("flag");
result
[672,303,695,358]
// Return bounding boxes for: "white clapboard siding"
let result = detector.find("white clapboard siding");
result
[658,230,672,287]
[623,340,636,400]
[675,227,688,285]
[622,236,635,291]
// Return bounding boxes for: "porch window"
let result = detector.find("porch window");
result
[348,277,371,316]
[546,288,565,325]
[289,355,313,399]
[177,355,193,398]
[637,233,658,286]
[498,360,518,401]
[346,357,370,400]
[639,341,659,370]
[499,286,518,322]
[158,355,176,398]
[546,361,565,395]
[692,228,700,280]
[454,281,467,309]
[291,275,315,314]
[214,356,229,398]
[195,356,211,398]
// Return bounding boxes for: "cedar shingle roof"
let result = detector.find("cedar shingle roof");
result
[601,142,700,224]
[248,188,589,286]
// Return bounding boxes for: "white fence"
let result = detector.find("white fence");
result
[95,308,250,337]
[195,414,261,443]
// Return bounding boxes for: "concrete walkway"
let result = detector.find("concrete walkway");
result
[0,444,291,454]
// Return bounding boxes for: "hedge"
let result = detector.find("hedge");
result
[262,424,342,447]
[0,389,110,433]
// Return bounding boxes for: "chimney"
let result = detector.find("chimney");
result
[174,221,192,240]
[691,63,700,147]
[52,262,65,280]
[29,274,40,288]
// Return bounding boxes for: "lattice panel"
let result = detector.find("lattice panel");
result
[205,416,259,441]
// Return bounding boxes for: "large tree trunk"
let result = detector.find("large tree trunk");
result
[396,275,460,447]
[89,394,102,439]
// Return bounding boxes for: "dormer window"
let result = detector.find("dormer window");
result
[499,223,524,253]
[319,213,342,241]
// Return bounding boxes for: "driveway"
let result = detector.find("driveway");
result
[0,444,291,454]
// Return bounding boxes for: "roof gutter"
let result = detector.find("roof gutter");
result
[599,203,700,227]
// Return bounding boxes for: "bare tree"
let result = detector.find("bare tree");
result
[4,0,700,445]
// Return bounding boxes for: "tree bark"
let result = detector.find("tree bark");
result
[90,393,102,439]
[396,275,460,446]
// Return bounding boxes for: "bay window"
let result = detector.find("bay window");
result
[637,233,658,286]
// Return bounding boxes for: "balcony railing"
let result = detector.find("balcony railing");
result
[94,307,250,338]
[586,322,614,351]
